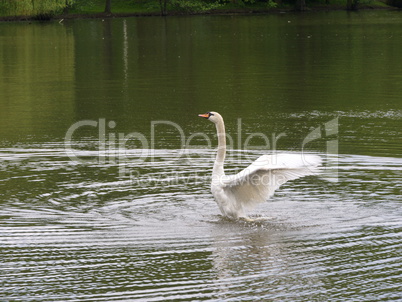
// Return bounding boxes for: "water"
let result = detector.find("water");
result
[1,11,402,301]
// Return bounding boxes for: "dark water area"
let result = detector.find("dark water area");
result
[1,11,401,301]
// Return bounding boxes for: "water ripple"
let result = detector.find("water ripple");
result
[1,145,401,301]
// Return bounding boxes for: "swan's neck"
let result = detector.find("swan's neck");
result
[213,119,226,177]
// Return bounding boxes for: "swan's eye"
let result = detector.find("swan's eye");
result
[208,112,214,117]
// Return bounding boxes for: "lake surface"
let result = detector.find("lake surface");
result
[1,11,401,301]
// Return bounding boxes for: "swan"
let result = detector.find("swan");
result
[198,111,321,220]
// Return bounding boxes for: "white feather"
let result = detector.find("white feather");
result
[199,112,321,219]
[220,154,320,213]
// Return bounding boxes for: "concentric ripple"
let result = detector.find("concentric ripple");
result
[1,145,401,301]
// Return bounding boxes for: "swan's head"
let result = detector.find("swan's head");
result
[198,111,223,124]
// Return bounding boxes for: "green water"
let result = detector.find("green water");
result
[1,11,401,301]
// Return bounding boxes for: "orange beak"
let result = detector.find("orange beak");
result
[198,113,209,118]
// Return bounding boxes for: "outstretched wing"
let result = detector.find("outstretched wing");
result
[221,153,321,210]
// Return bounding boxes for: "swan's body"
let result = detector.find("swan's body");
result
[199,111,321,220]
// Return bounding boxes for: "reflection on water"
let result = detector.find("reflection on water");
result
[1,11,402,302]
[1,144,401,300]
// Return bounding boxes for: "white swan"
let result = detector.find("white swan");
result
[199,111,321,220]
